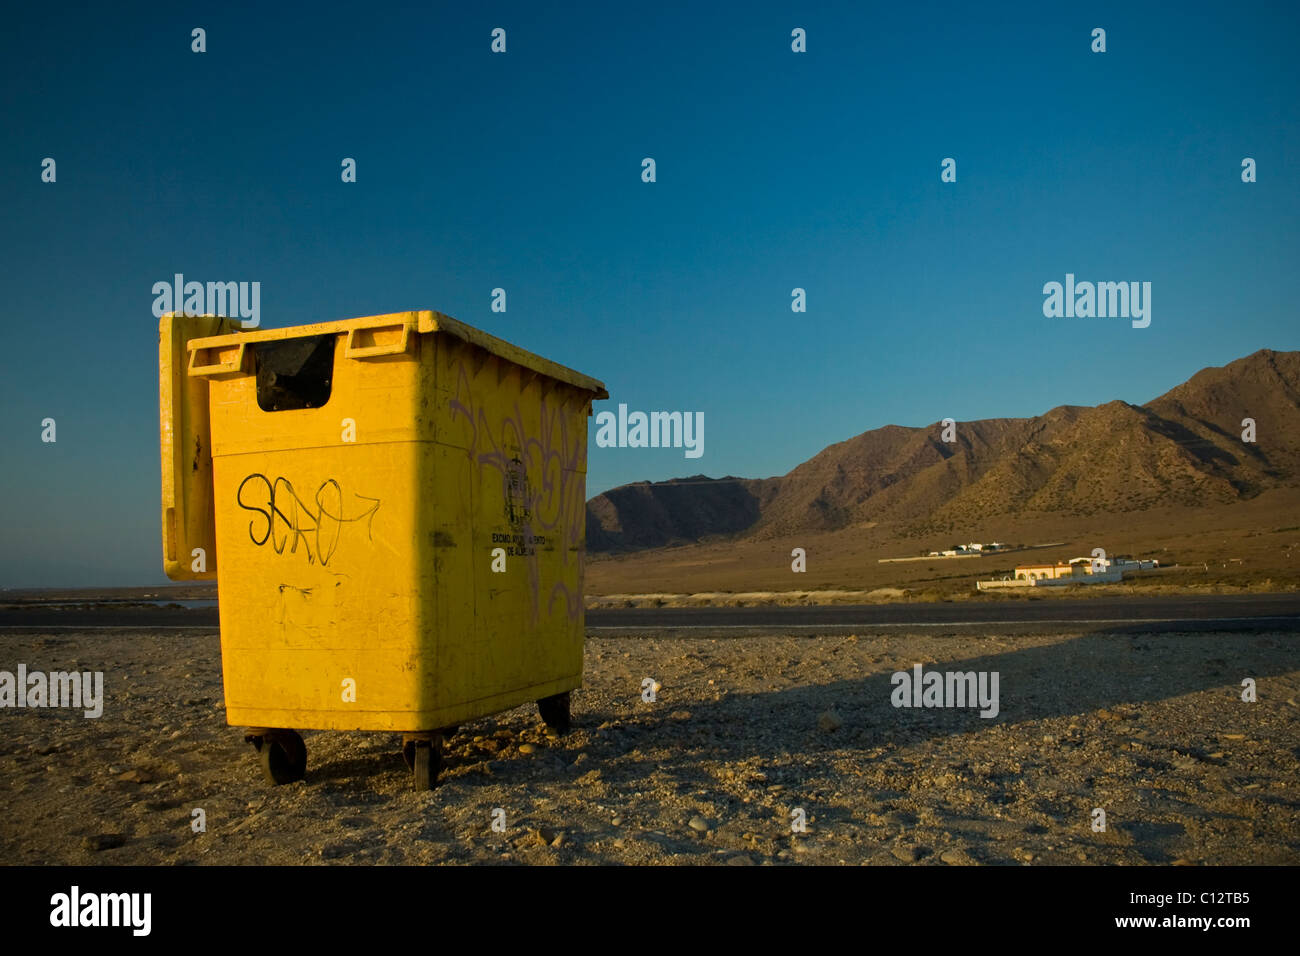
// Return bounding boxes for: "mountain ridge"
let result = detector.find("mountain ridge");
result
[585,349,1300,553]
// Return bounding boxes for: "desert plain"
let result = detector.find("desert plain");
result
[2,616,1296,866]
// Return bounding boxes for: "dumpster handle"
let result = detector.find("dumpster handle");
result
[344,323,412,359]
[188,341,247,378]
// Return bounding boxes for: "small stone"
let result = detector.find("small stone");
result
[688,815,710,832]
[940,848,965,865]
[82,834,126,852]
[1171,858,1194,866]
[726,854,755,866]
[818,711,843,733]
[518,743,536,754]
[891,844,924,863]
[117,769,152,784]
[611,815,623,826]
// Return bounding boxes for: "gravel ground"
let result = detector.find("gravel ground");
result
[2,626,1297,866]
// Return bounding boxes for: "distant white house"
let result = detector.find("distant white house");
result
[977,555,1159,590]
[928,541,1009,557]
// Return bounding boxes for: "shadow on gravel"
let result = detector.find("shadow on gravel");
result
[542,622,1297,863]
[583,622,1298,760]
[265,623,1298,815]
[259,621,1298,791]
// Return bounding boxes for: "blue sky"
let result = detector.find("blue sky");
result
[1,1,1296,586]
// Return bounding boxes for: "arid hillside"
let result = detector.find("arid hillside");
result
[587,349,1300,552]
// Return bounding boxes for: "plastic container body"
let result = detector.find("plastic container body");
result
[162,310,606,733]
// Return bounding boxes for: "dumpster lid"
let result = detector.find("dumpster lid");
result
[159,313,242,580]
[187,310,609,399]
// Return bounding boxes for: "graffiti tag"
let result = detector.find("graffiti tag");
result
[236,474,380,566]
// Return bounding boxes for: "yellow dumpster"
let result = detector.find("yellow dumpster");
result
[158,309,608,789]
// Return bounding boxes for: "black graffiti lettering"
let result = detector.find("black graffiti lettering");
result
[270,476,315,558]
[236,474,273,545]
[236,473,380,566]
[314,478,344,565]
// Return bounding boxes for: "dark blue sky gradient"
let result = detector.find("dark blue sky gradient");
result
[1,1,1296,585]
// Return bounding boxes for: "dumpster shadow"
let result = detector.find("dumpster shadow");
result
[545,621,1299,863]
[301,735,407,802]
[278,620,1297,867]
[572,622,1298,798]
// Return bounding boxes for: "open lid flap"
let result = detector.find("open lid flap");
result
[159,313,241,580]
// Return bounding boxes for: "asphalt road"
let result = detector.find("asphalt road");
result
[587,592,1300,635]
[2,592,1298,635]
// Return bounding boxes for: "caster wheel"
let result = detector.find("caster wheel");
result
[254,730,306,785]
[537,691,571,734]
[402,736,443,790]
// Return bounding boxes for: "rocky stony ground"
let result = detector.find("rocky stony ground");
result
[2,626,1297,865]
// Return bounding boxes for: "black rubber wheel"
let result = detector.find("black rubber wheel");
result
[258,730,306,785]
[537,691,572,734]
[411,740,441,791]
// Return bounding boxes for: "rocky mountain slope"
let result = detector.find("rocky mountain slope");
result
[586,350,1300,551]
